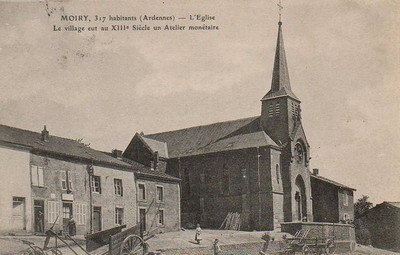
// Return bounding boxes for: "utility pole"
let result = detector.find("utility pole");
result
[87,163,94,234]
[257,147,261,230]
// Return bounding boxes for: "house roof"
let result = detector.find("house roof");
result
[0,124,132,169]
[135,167,180,182]
[311,174,356,191]
[384,202,400,209]
[0,124,179,182]
[144,116,279,158]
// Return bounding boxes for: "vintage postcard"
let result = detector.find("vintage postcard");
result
[0,1,399,254]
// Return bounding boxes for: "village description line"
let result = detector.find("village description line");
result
[53,14,219,33]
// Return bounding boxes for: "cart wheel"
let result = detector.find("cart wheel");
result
[325,239,336,254]
[49,248,63,255]
[24,246,45,255]
[302,245,313,255]
[120,234,145,255]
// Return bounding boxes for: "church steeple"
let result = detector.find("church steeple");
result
[260,19,302,145]
[262,21,299,101]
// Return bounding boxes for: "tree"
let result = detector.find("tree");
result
[354,195,373,219]
[354,195,373,245]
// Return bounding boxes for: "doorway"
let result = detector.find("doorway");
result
[139,208,146,234]
[62,202,73,233]
[34,200,44,233]
[93,207,102,232]
[12,197,26,231]
[295,175,307,221]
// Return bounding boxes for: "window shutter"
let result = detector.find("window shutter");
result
[67,171,73,190]
[98,177,102,194]
[38,167,44,187]
[31,165,38,186]
[61,171,67,190]
[73,203,77,223]
[47,201,52,223]
[57,202,61,224]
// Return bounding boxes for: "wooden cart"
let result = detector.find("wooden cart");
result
[260,228,336,255]
[23,222,150,255]
[23,199,160,255]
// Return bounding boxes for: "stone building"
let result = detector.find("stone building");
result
[359,202,400,251]
[124,21,313,230]
[310,169,355,223]
[0,124,180,235]
[134,167,181,234]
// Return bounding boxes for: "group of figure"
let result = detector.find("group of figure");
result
[194,224,222,255]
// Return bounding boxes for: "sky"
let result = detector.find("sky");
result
[0,0,399,205]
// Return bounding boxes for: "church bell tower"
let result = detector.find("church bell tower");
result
[260,20,301,145]
[261,19,313,222]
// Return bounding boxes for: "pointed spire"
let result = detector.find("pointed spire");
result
[262,21,299,101]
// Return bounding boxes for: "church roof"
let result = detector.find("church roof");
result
[262,22,299,101]
[311,174,356,191]
[144,116,279,158]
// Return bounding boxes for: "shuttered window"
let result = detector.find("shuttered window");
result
[74,203,87,225]
[31,165,44,187]
[47,201,61,224]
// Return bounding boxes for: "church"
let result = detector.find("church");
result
[123,20,354,230]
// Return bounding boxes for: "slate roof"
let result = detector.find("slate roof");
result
[141,136,169,158]
[311,174,356,191]
[263,88,300,101]
[385,202,400,209]
[135,167,180,182]
[262,22,299,102]
[144,116,279,158]
[0,124,132,168]
[0,124,179,182]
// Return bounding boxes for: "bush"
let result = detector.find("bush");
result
[355,225,372,246]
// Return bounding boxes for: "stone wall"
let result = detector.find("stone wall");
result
[135,177,180,233]
[311,179,339,222]
[169,147,283,231]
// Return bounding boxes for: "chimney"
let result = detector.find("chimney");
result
[112,149,123,159]
[313,168,319,176]
[41,125,49,142]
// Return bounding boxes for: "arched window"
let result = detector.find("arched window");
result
[276,164,280,184]
[294,141,307,165]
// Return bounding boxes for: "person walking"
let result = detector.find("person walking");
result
[195,223,202,245]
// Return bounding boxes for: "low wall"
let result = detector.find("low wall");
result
[281,222,356,253]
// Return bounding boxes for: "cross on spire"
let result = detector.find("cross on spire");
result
[261,1,300,102]
[277,0,283,23]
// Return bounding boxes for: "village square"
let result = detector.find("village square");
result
[0,1,399,255]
